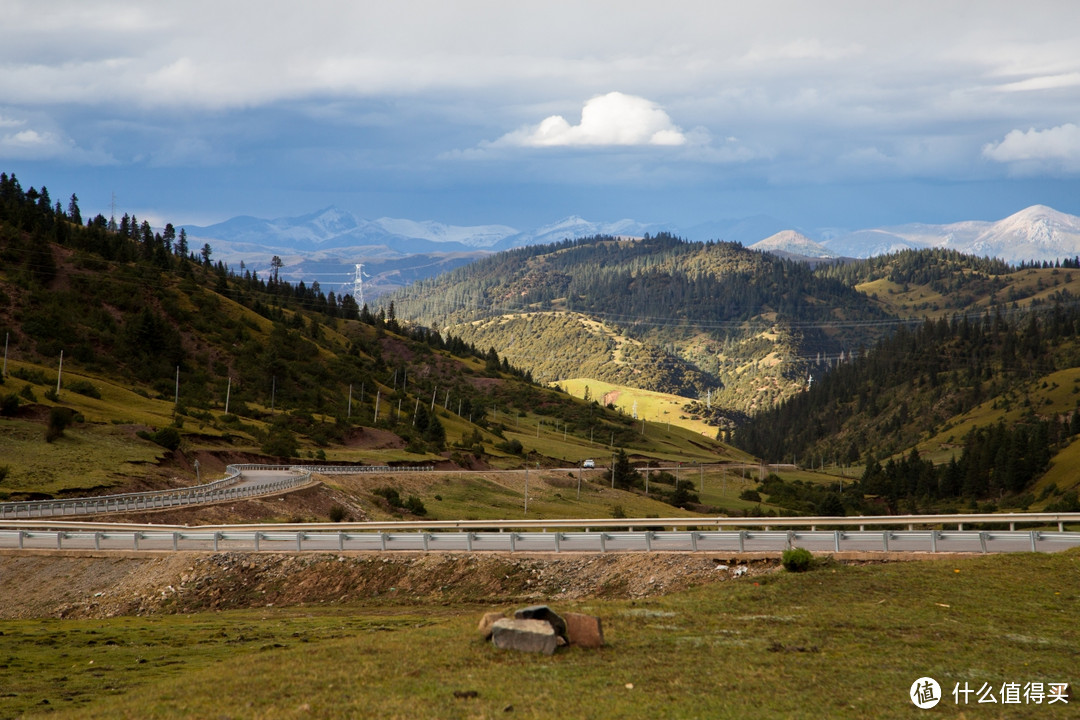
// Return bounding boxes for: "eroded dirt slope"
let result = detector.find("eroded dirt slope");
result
[0,551,774,619]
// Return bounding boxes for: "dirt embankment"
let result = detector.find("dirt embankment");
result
[0,551,776,620]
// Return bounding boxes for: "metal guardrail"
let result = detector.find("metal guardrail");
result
[0,463,435,519]
[2,528,1079,554]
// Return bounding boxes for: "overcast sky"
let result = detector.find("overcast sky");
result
[2,0,1080,233]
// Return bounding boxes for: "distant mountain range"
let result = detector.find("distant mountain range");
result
[750,205,1080,264]
[181,204,1080,298]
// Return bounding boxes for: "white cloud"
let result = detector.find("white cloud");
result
[0,112,115,164]
[493,92,687,148]
[983,123,1080,171]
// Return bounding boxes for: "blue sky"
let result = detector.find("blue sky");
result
[3,0,1080,233]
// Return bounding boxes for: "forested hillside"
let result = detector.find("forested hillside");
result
[0,172,694,494]
[387,234,891,414]
[735,300,1080,512]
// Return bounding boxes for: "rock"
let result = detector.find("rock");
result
[477,611,506,640]
[490,618,558,655]
[564,612,605,648]
[513,605,567,641]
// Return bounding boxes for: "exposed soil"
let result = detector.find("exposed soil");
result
[0,550,778,620]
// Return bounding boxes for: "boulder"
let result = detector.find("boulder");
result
[477,611,506,640]
[563,612,605,648]
[513,605,567,642]
[490,618,558,655]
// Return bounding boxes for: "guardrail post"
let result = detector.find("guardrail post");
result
[172,532,179,551]
[296,532,303,552]
[599,532,606,553]
[338,532,345,551]
[1059,521,1065,532]
[380,533,387,551]
[213,532,220,552]
[553,532,561,553]
[253,532,261,551]
[930,530,938,553]
[645,531,652,552]
[422,533,430,552]
[17,530,24,549]
[979,531,988,553]
[738,530,746,552]
[833,530,841,552]
[94,532,101,550]
[958,522,964,531]
[690,531,698,552]
[56,531,63,549]
[466,532,473,551]
[786,530,795,550]
[1029,530,1038,552]
[509,533,516,552]
[882,531,889,552]
[133,532,140,551]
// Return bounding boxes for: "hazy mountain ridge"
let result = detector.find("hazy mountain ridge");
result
[183,206,1080,295]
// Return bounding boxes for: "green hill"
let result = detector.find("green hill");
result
[0,172,734,505]
[387,234,891,415]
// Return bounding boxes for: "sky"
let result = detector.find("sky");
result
[2,0,1080,234]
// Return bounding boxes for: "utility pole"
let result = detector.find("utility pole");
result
[2,331,8,377]
[224,376,231,415]
[271,376,276,414]
[347,384,352,418]
[174,366,180,407]
[55,350,64,396]
[374,390,380,422]
[524,463,529,515]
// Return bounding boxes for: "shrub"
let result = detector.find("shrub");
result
[66,379,101,399]
[496,438,524,455]
[405,495,427,516]
[739,489,762,502]
[261,428,298,458]
[328,504,347,522]
[782,547,814,573]
[0,466,8,483]
[45,407,75,442]
[0,393,18,416]
[147,427,182,451]
[373,486,404,508]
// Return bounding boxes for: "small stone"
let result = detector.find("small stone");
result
[513,605,567,641]
[491,618,558,655]
[564,612,605,648]
[477,611,506,640]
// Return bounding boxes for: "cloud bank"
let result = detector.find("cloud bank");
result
[494,92,687,148]
[983,123,1080,171]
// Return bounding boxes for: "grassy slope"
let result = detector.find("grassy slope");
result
[4,550,1077,719]
[557,377,724,439]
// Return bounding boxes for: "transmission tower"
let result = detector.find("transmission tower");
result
[353,263,370,307]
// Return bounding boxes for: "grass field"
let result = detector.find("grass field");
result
[556,378,734,443]
[2,550,1076,719]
